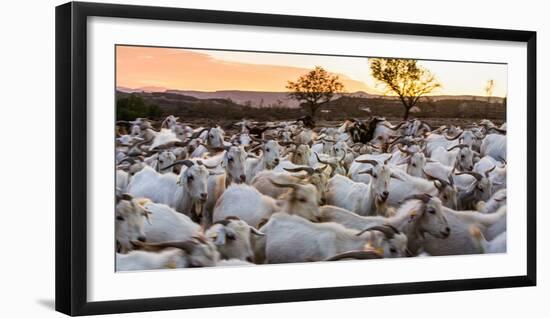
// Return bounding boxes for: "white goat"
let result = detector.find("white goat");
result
[419,206,506,255]
[319,194,450,255]
[116,237,220,271]
[205,216,265,262]
[252,166,328,204]
[245,140,281,181]
[115,194,150,253]
[213,181,320,227]
[142,202,201,242]
[480,134,506,161]
[127,160,210,220]
[257,212,408,263]
[327,158,403,216]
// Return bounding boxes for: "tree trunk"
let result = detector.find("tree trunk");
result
[403,105,411,120]
[309,103,318,118]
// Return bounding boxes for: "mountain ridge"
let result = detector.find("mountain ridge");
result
[116,86,504,108]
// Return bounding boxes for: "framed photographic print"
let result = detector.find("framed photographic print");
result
[55,1,536,316]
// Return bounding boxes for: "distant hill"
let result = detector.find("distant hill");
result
[116,90,505,123]
[166,90,300,108]
[117,86,503,108]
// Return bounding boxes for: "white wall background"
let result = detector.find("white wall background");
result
[0,0,547,316]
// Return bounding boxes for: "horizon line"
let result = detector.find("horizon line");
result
[116,86,507,98]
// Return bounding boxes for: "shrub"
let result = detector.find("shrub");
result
[116,94,162,121]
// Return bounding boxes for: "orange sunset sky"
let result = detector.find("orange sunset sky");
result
[116,45,508,97]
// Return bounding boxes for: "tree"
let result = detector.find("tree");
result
[485,79,495,103]
[116,94,162,121]
[369,58,441,120]
[286,66,344,117]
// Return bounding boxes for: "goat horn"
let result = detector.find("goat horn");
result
[131,240,197,253]
[355,159,379,166]
[130,138,151,150]
[247,144,262,153]
[356,225,398,239]
[268,179,299,190]
[490,127,507,134]
[119,157,137,164]
[455,171,483,182]
[358,168,373,175]
[325,250,382,261]
[422,169,449,188]
[444,130,463,141]
[382,121,405,130]
[401,193,432,204]
[369,143,381,149]
[398,144,415,155]
[314,152,334,167]
[284,166,315,176]
[384,154,393,165]
[199,161,220,169]
[339,151,347,163]
[446,144,469,151]
[161,159,194,170]
[421,121,434,131]
[448,172,455,187]
[191,128,209,139]
[485,165,496,177]
[174,140,191,147]
[249,227,265,236]
[388,136,404,147]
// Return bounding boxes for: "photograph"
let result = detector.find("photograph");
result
[114,45,507,271]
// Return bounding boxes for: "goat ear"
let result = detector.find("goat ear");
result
[143,210,152,225]
[136,198,151,207]
[407,210,420,223]
[257,218,269,229]
[224,228,237,240]
[211,230,226,246]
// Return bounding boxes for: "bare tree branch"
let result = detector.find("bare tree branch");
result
[369,58,441,120]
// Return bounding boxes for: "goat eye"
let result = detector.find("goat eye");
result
[372,174,377,178]
[428,209,436,214]
[443,195,448,200]
[390,248,397,253]
[412,163,416,167]
[188,175,194,182]
[116,216,124,221]
[299,197,307,203]
[461,155,465,158]
[266,148,270,152]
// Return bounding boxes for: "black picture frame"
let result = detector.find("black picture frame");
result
[55,1,537,316]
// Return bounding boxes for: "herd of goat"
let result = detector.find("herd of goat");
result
[115,114,507,271]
